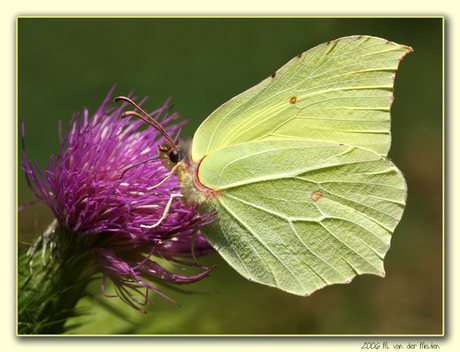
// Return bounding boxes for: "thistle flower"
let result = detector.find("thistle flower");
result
[18,87,216,333]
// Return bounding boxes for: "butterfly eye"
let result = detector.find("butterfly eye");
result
[169,150,179,163]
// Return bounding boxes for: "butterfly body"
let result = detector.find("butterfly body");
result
[123,35,412,295]
[181,36,410,295]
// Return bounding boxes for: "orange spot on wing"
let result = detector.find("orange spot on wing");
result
[310,190,324,202]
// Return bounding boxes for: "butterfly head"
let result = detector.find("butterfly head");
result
[158,139,181,170]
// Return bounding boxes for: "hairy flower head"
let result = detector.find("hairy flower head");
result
[20,87,216,311]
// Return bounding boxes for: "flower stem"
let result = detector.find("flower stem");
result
[18,220,98,334]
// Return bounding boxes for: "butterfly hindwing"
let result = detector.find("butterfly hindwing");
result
[197,140,406,295]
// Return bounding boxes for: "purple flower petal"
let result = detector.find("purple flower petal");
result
[20,87,216,311]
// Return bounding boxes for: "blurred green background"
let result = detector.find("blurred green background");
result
[17,17,443,335]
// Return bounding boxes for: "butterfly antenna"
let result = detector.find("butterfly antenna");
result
[114,96,177,149]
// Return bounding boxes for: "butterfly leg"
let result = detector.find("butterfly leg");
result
[141,193,184,229]
[147,163,180,190]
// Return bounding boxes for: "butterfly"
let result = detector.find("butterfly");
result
[116,35,412,296]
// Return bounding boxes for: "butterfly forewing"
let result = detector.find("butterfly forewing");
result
[191,36,412,162]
